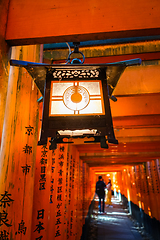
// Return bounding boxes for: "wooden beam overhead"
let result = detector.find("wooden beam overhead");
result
[111,93,160,117]
[5,0,160,46]
[76,140,160,167]
[77,141,160,153]
[79,147,160,167]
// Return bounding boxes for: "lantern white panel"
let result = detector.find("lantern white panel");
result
[79,81,101,95]
[50,101,73,114]
[52,82,73,96]
[80,100,103,114]
[50,80,105,115]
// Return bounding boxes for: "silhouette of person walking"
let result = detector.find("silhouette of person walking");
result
[96,176,106,213]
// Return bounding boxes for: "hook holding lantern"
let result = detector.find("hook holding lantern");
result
[67,42,85,64]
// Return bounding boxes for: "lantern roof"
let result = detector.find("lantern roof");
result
[10,58,141,97]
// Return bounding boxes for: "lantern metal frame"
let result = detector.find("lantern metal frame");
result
[41,64,118,149]
[10,43,141,150]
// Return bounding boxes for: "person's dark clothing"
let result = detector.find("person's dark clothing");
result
[98,196,105,212]
[96,180,106,196]
[96,180,106,212]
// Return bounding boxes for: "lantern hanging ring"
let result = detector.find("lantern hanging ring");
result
[67,42,85,64]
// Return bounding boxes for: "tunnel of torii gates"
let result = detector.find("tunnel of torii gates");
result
[0,0,160,240]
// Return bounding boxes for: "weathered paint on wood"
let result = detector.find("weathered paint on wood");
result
[0,45,41,239]
[118,161,160,221]
[30,142,93,240]
[113,64,160,96]
[111,93,160,117]
[150,160,160,221]
[43,41,160,61]
[5,0,160,45]
[0,0,10,145]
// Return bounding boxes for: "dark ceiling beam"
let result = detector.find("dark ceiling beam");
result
[43,36,160,50]
[43,40,160,61]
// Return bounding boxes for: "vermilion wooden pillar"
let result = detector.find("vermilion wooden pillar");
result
[31,139,94,240]
[67,145,76,240]
[116,171,123,198]
[53,144,68,240]
[74,148,83,240]
[78,159,84,238]
[0,45,41,239]
[139,164,151,217]
[150,160,160,221]
[146,161,159,220]
[135,166,143,210]
[128,167,137,205]
[31,143,51,240]
[121,169,127,198]
[156,159,160,182]
[0,0,10,145]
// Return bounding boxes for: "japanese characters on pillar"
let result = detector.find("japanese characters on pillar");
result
[32,141,90,240]
[147,162,155,193]
[15,124,35,237]
[135,166,143,209]
[69,156,76,239]
[0,121,37,239]
[66,146,73,240]
[139,163,150,216]
[0,191,14,239]
[47,148,58,240]
[82,163,86,220]
[50,150,56,204]
[34,209,45,239]
[129,167,137,205]
[64,151,70,240]
[32,145,49,240]
[54,144,68,240]
[146,161,158,220]
[78,160,84,236]
[156,159,160,181]
[150,160,160,221]
[69,146,78,239]
[73,148,80,239]
[126,168,132,202]
[22,125,34,174]
[131,166,139,206]
[54,145,66,239]
[0,45,41,240]
[151,161,160,196]
[39,145,48,191]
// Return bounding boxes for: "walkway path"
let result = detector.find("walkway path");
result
[90,195,150,240]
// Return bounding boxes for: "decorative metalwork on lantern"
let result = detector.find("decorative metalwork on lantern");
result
[10,42,141,150]
[63,84,90,111]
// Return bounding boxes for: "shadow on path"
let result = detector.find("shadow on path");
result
[87,196,153,240]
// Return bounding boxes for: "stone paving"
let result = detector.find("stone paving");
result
[88,196,153,240]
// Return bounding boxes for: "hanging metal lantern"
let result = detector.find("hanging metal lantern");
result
[10,42,141,149]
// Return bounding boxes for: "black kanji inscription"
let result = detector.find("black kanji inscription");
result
[0,191,14,208]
